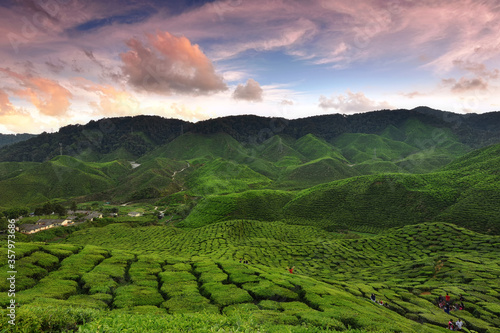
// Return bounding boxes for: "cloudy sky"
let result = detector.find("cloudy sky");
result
[0,0,499,133]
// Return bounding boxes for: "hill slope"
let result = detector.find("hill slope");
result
[0,133,35,148]
[1,108,499,163]
[2,222,499,331]
[281,141,500,233]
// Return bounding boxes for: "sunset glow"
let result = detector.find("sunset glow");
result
[1,0,499,133]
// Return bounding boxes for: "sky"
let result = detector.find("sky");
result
[0,0,499,134]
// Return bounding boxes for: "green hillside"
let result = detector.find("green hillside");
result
[331,119,471,175]
[275,157,359,188]
[294,134,347,162]
[380,124,406,142]
[256,135,307,165]
[0,156,128,206]
[283,174,455,231]
[2,222,500,332]
[146,132,249,162]
[333,133,416,163]
[442,143,500,173]
[283,141,500,234]
[352,160,405,174]
[1,112,499,331]
[0,161,38,181]
[0,124,482,209]
[185,158,272,196]
[178,190,296,228]
[111,158,188,201]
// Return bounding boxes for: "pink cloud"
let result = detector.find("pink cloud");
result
[453,60,499,79]
[0,89,15,116]
[233,79,263,102]
[120,31,227,95]
[0,88,45,133]
[0,68,72,116]
[442,60,497,93]
[319,90,392,113]
[149,103,212,123]
[401,91,425,99]
[74,77,213,121]
[73,78,139,116]
[442,77,489,93]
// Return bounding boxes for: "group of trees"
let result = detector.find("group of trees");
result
[0,133,35,148]
[33,202,67,217]
[0,116,189,162]
[2,108,500,163]
[1,201,75,221]
[2,207,29,220]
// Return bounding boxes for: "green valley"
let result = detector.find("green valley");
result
[1,109,499,332]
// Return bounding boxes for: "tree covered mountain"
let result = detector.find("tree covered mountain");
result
[1,108,500,331]
[1,106,499,234]
[1,107,499,163]
[0,133,36,148]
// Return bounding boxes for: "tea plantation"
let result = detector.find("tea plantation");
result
[1,115,500,332]
[1,222,500,332]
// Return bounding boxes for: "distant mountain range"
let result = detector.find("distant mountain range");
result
[1,107,499,234]
[1,107,499,163]
[0,133,36,149]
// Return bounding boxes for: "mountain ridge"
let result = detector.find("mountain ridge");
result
[1,107,499,163]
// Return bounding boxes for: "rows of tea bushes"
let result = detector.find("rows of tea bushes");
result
[63,221,500,278]
[0,244,470,332]
[2,222,499,331]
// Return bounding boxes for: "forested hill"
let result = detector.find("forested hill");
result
[1,107,499,162]
[0,133,36,149]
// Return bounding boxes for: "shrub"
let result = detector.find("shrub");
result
[113,285,164,308]
[222,303,259,315]
[200,282,253,306]
[161,296,218,314]
[242,280,299,301]
[0,305,100,332]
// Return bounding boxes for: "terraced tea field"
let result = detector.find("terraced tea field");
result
[62,221,500,281]
[2,222,499,332]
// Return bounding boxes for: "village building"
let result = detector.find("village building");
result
[20,219,67,234]
[19,211,102,234]
[83,212,103,221]
[128,211,143,217]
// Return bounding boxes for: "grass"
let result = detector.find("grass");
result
[333,133,417,164]
[178,189,295,228]
[1,221,500,332]
[4,226,499,332]
[282,152,500,233]
[0,123,480,209]
[2,124,500,332]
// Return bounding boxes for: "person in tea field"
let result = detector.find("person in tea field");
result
[448,319,455,330]
[370,293,376,302]
[287,266,295,274]
[438,295,445,303]
[444,303,450,314]
[445,293,451,303]
[455,319,464,330]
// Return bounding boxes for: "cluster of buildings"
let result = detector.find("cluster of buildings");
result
[19,210,103,234]
[14,208,151,235]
